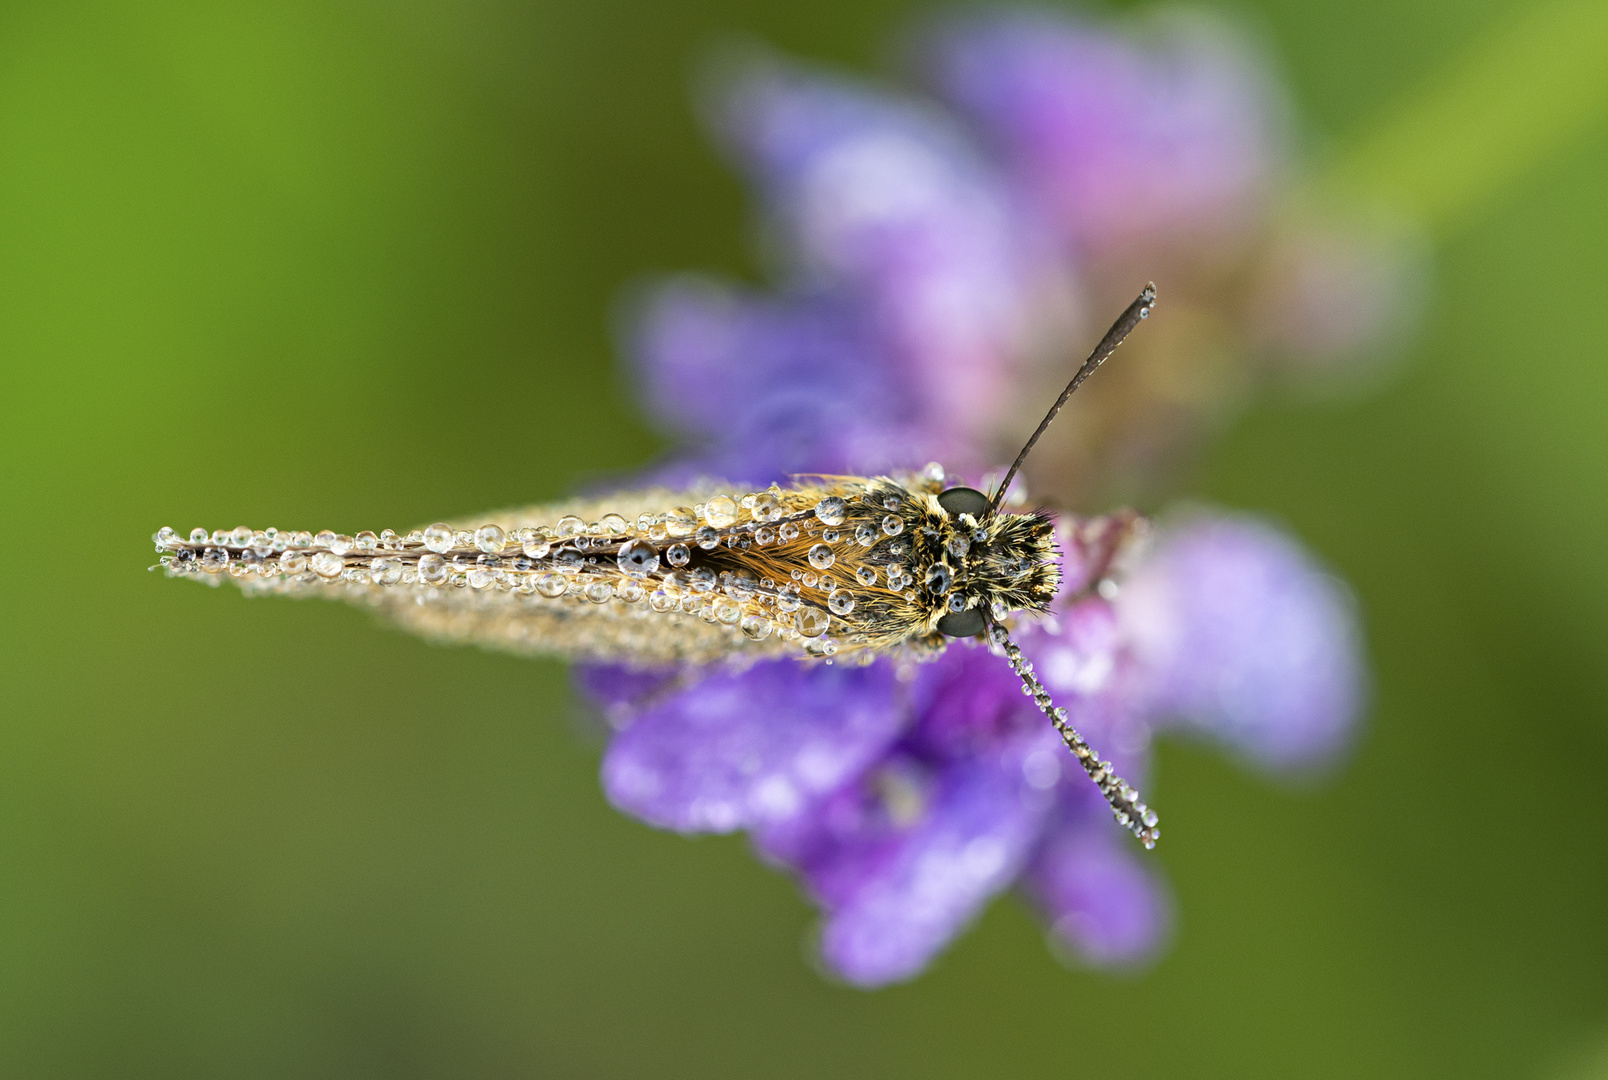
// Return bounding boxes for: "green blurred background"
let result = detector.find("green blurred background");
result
[3,0,1607,1076]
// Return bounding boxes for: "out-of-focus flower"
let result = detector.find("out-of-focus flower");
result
[582,5,1401,984]
[634,8,1421,503]
[591,513,1363,984]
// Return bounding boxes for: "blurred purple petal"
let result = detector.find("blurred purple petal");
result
[762,748,1052,986]
[626,277,966,482]
[713,55,1048,442]
[1023,815,1172,968]
[601,660,907,833]
[921,9,1283,253]
[1119,513,1366,768]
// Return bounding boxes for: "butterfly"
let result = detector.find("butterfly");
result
[152,286,1161,847]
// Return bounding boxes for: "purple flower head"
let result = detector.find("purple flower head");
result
[920,8,1283,255]
[625,11,1421,508]
[579,7,1396,986]
[585,509,1360,984]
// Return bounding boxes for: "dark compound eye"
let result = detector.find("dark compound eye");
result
[936,607,987,638]
[937,486,991,519]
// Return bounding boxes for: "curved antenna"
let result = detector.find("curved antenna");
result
[989,620,1159,848]
[988,283,1156,514]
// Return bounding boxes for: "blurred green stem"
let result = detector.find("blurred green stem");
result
[1326,0,1608,237]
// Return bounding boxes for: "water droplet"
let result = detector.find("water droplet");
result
[856,566,877,586]
[647,522,668,542]
[828,589,855,615]
[925,564,953,594]
[279,551,308,574]
[617,539,661,578]
[854,524,877,546]
[584,580,614,604]
[704,495,738,528]
[555,515,585,538]
[355,531,379,551]
[922,462,945,484]
[779,522,800,542]
[754,527,776,546]
[807,544,835,570]
[616,579,645,603]
[310,551,344,578]
[804,637,837,657]
[713,598,741,625]
[599,513,629,534]
[749,492,779,521]
[189,528,209,543]
[947,594,967,613]
[467,568,494,590]
[666,506,698,536]
[813,497,846,526]
[725,570,756,599]
[520,529,551,559]
[423,524,454,553]
[229,526,252,546]
[689,567,716,592]
[648,589,676,613]
[776,585,801,613]
[695,525,719,550]
[418,554,447,584]
[474,525,506,553]
[372,557,402,586]
[882,496,900,511]
[821,529,840,543]
[665,543,690,568]
[740,614,773,640]
[535,572,566,597]
[795,607,829,638]
[881,516,903,536]
[800,571,818,588]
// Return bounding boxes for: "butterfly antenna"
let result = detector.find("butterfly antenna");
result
[989,620,1160,848]
[989,283,1156,514]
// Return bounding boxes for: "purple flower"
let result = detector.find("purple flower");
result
[919,9,1282,254]
[590,514,1364,984]
[581,7,1399,984]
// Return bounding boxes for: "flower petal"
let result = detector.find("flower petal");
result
[1120,512,1366,769]
[600,659,907,833]
[711,54,1046,443]
[769,749,1051,987]
[1023,815,1172,968]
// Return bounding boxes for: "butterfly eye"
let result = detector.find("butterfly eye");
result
[937,486,991,519]
[936,607,987,638]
